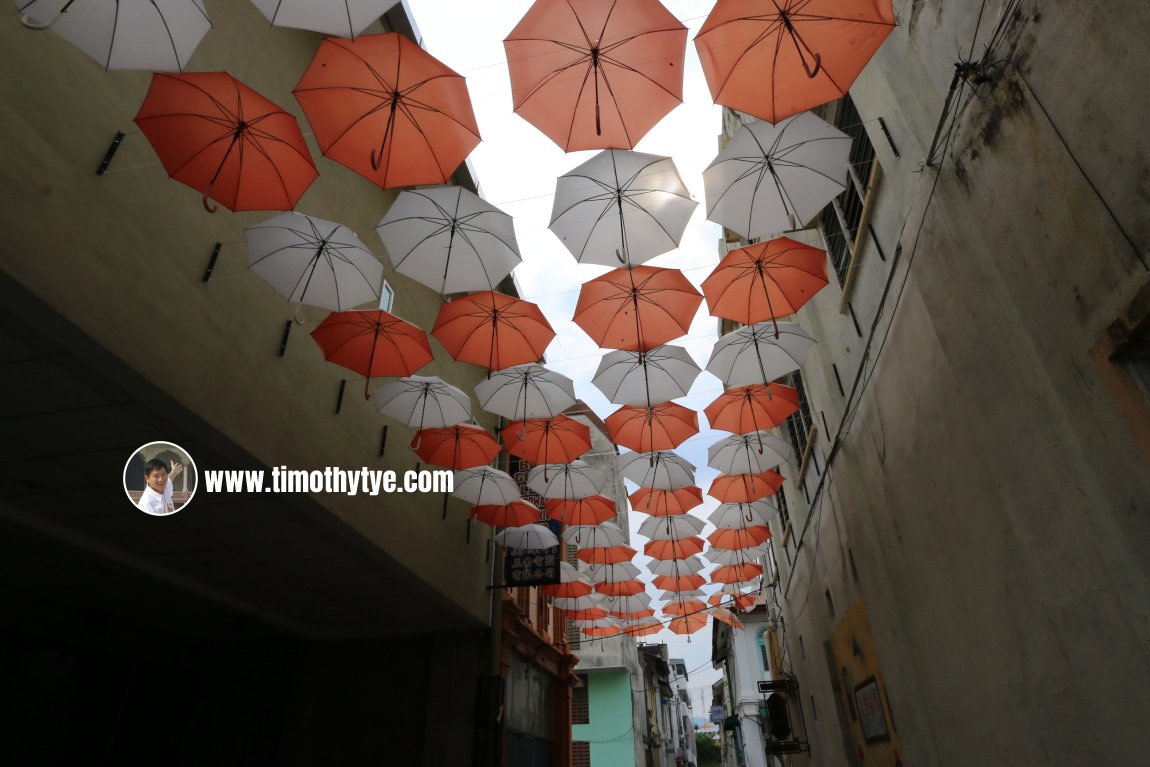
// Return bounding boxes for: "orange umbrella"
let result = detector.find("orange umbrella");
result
[432,292,555,373]
[414,424,500,469]
[644,537,705,560]
[711,562,764,584]
[707,525,772,550]
[705,384,800,435]
[595,580,646,597]
[293,33,480,189]
[310,309,434,398]
[577,545,637,565]
[711,606,745,630]
[709,591,757,611]
[502,415,592,466]
[702,238,829,326]
[707,471,784,503]
[504,0,686,151]
[546,495,618,526]
[664,598,706,616]
[606,402,699,452]
[135,72,317,213]
[612,607,657,620]
[694,0,896,124]
[582,625,624,637]
[544,579,594,598]
[471,498,541,527]
[666,612,707,635]
[653,573,707,592]
[574,266,702,351]
[563,607,611,621]
[629,486,703,516]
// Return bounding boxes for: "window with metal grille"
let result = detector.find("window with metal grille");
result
[573,675,590,725]
[785,372,814,470]
[819,93,879,289]
[572,740,591,767]
[567,618,581,651]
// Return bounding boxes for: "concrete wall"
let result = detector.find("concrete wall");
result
[764,1,1150,765]
[574,669,639,767]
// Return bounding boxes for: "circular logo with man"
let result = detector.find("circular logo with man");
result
[124,442,198,516]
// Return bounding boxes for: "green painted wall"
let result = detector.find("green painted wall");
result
[573,669,637,767]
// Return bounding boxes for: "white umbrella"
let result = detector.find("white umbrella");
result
[703,112,851,242]
[647,556,706,577]
[706,322,817,388]
[591,344,702,406]
[16,0,211,72]
[585,562,642,584]
[375,375,471,433]
[246,212,383,312]
[709,500,778,528]
[527,460,605,500]
[604,593,652,615]
[474,364,576,421]
[708,432,792,475]
[248,0,391,38]
[376,185,521,296]
[550,149,697,267]
[618,450,696,490]
[451,466,521,507]
[495,523,559,549]
[637,514,706,540]
[657,589,705,600]
[705,546,770,566]
[564,521,627,548]
[552,593,604,612]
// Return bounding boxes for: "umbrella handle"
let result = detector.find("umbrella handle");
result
[201,192,218,214]
[19,13,61,30]
[801,52,822,79]
[410,434,422,451]
[293,303,307,325]
[369,148,382,171]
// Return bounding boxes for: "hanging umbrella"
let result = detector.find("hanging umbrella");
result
[527,460,605,500]
[705,383,801,435]
[706,545,770,566]
[574,266,703,351]
[708,432,792,475]
[710,606,745,630]
[647,557,706,577]
[496,523,560,549]
[293,32,480,189]
[474,364,577,422]
[706,322,816,387]
[617,450,695,490]
[644,537,705,560]
[546,495,617,526]
[637,514,705,541]
[16,0,211,72]
[709,590,758,611]
[376,376,472,443]
[709,500,777,528]
[564,522,628,549]
[666,612,707,635]
[702,238,830,326]
[605,401,699,452]
[703,113,851,242]
[413,424,500,469]
[707,525,772,550]
[707,471,785,503]
[610,607,656,620]
[501,415,592,466]
[652,574,707,592]
[577,544,637,565]
[432,292,555,374]
[629,486,703,516]
[550,150,697,267]
[625,618,664,637]
[566,607,612,622]
[580,622,624,638]
[585,562,642,584]
[596,579,646,597]
[602,593,653,616]
[472,499,542,528]
[552,593,604,612]
[452,466,521,507]
[663,597,707,616]
[694,0,896,124]
[245,212,383,313]
[310,309,434,398]
[711,562,765,583]
[542,562,594,598]
[592,344,701,406]
[135,72,317,213]
[248,0,392,38]
[504,0,686,151]
[376,186,521,297]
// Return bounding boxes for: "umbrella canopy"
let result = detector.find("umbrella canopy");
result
[592,344,701,406]
[625,618,664,637]
[501,415,592,466]
[546,495,618,526]
[376,375,472,434]
[702,237,829,325]
[711,590,758,611]
[376,186,521,297]
[17,0,211,72]
[581,623,624,637]
[652,574,707,592]
[647,556,706,577]
[248,0,392,38]
[618,450,696,490]
[706,545,770,566]
[310,309,434,397]
[564,522,628,549]
[694,0,896,124]
[711,562,765,583]
[577,544,637,565]
[710,605,745,630]
[552,593,605,612]
[550,150,697,267]
[503,0,686,151]
[629,486,703,516]
[706,322,817,387]
[637,514,705,540]
[574,266,703,351]
[585,562,642,584]
[707,525,772,550]
[602,593,653,616]
[565,607,612,622]
[663,597,706,616]
[413,424,500,470]
[542,562,594,597]
[708,431,792,475]
[246,212,382,312]
[472,499,542,527]
[665,611,707,635]
[707,471,785,502]
[496,523,560,549]
[644,537,705,560]
[135,72,317,213]
[452,467,521,507]
[705,383,801,435]
[433,292,555,373]
[474,364,576,421]
[606,401,699,452]
[527,460,606,500]
[709,500,777,528]
[703,113,851,242]
[293,33,480,189]
[595,579,646,597]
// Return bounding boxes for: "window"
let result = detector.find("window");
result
[567,618,581,651]
[572,741,591,767]
[785,372,815,477]
[378,279,394,312]
[573,674,589,725]
[756,627,770,673]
